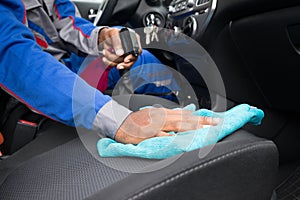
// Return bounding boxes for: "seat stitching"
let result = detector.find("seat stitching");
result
[128,141,276,200]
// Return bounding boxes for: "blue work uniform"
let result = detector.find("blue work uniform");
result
[0,0,179,139]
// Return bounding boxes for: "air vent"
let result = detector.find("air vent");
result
[196,0,209,6]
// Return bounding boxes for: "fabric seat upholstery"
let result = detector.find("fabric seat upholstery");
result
[0,95,279,200]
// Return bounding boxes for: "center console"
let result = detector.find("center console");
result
[128,0,219,109]
[167,0,217,40]
[162,0,218,109]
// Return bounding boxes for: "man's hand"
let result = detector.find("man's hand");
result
[98,27,142,70]
[115,107,220,144]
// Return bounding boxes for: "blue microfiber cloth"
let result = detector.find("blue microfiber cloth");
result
[97,104,264,159]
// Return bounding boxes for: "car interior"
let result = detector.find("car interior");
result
[1,0,300,199]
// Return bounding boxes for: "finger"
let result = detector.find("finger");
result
[124,54,137,63]
[116,61,135,70]
[198,116,221,125]
[102,57,118,67]
[116,64,125,70]
[156,131,175,137]
[161,111,220,132]
[164,121,205,132]
[136,34,143,55]
[117,55,138,69]
[166,109,220,125]
[165,109,193,116]
[103,49,124,64]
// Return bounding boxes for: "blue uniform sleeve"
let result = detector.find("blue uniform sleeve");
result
[0,1,112,131]
[53,0,105,55]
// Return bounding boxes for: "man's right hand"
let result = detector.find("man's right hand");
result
[98,27,142,70]
[115,107,220,144]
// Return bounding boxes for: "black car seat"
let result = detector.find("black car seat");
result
[0,95,278,200]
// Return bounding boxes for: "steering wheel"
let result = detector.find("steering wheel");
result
[94,0,141,26]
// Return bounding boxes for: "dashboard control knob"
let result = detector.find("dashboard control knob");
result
[168,5,175,13]
[187,0,195,7]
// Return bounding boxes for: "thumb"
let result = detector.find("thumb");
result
[156,131,175,137]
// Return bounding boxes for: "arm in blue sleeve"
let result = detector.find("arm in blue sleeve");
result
[52,0,106,55]
[0,1,131,137]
